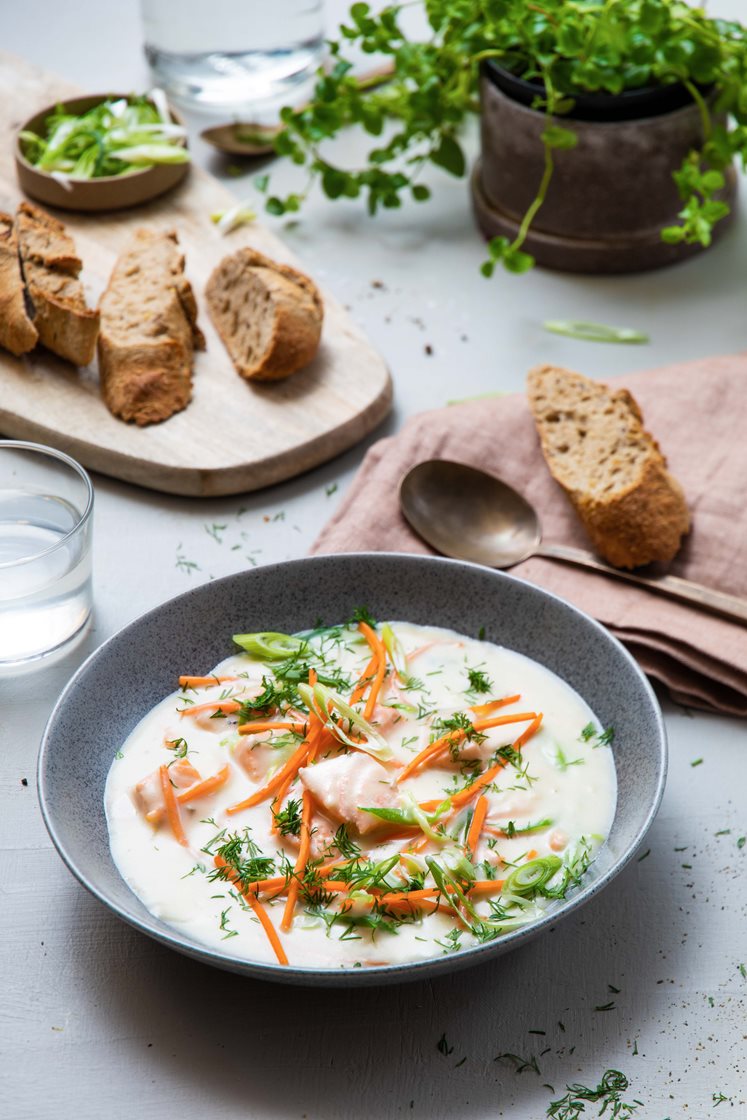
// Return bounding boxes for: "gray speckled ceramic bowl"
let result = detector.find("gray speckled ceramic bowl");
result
[38,554,667,986]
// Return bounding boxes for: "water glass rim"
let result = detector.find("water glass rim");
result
[0,439,94,570]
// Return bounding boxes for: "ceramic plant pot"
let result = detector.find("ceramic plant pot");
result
[471,62,737,274]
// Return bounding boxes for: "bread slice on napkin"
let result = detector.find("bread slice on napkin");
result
[15,201,99,366]
[0,212,37,356]
[98,228,205,426]
[527,364,690,569]
[205,247,323,381]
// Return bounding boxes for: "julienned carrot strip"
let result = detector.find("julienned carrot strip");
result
[450,713,543,809]
[226,735,313,814]
[397,710,538,782]
[281,790,314,931]
[214,856,288,966]
[359,621,387,720]
[466,794,489,856]
[470,694,521,718]
[179,699,242,718]
[177,764,230,804]
[159,765,187,846]
[238,720,307,735]
[469,880,505,895]
[178,675,239,688]
[350,654,378,705]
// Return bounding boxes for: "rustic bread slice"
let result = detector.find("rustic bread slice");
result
[0,212,37,356]
[205,247,323,381]
[527,364,690,569]
[98,227,205,426]
[15,202,99,366]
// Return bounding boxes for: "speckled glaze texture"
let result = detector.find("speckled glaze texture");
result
[38,554,667,987]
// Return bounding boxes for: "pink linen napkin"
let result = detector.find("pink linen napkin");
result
[311,353,747,716]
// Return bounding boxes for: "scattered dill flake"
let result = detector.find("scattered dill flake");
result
[681,863,692,869]
[528,1029,546,1035]
[333,824,361,860]
[691,757,704,767]
[715,829,731,836]
[175,543,200,574]
[637,849,651,862]
[594,1001,616,1012]
[558,1021,565,1032]
[349,605,377,627]
[580,722,596,741]
[466,666,493,694]
[437,1033,454,1056]
[674,846,688,851]
[325,482,338,497]
[713,1092,730,1106]
[273,798,302,837]
[597,726,615,746]
[478,625,485,640]
[632,1040,638,1056]
[205,522,228,544]
[454,1056,467,1068]
[546,1069,640,1119]
[495,1052,540,1075]
[608,984,621,994]
[553,746,584,771]
[739,963,746,979]
[738,836,746,850]
[708,996,715,1007]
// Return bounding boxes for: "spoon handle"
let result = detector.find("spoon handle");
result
[535,543,747,625]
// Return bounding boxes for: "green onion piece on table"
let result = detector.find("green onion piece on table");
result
[543,320,649,344]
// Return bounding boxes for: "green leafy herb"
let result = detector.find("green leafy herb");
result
[496,1051,541,1075]
[267,2,747,275]
[465,667,493,694]
[273,797,303,837]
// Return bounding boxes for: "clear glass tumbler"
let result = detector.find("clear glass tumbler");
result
[141,0,326,113]
[0,441,93,665]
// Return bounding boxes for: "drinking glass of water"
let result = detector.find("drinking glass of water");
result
[141,0,326,113]
[0,442,93,666]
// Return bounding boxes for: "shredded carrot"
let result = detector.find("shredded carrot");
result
[226,734,314,814]
[450,713,543,809]
[466,794,489,856]
[177,764,231,805]
[396,710,538,782]
[350,654,378,705]
[213,856,288,965]
[469,879,505,895]
[179,699,242,718]
[358,621,387,719]
[281,790,314,931]
[238,719,307,735]
[158,764,188,846]
[178,675,239,688]
[470,694,521,718]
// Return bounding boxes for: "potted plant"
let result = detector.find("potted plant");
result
[266,0,747,275]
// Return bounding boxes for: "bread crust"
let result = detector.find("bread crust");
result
[98,228,203,425]
[0,211,37,357]
[15,202,99,366]
[527,364,690,569]
[205,247,323,382]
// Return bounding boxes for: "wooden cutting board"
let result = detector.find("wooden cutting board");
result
[0,53,392,497]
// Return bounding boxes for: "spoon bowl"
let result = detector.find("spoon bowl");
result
[400,459,541,568]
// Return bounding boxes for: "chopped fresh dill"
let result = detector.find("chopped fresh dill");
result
[465,666,493,694]
[553,746,585,771]
[273,798,302,837]
[495,1052,541,1075]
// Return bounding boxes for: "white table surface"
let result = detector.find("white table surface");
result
[3,3,747,1117]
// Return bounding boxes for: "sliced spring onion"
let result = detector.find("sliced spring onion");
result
[360,795,452,840]
[233,632,305,659]
[211,201,257,235]
[296,682,393,762]
[20,93,190,180]
[381,623,409,681]
[504,856,563,896]
[543,319,649,344]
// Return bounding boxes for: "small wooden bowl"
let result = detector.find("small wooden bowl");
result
[15,93,190,212]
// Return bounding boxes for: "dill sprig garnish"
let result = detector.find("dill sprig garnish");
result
[273,798,303,837]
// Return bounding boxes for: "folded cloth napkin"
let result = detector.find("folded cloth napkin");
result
[311,353,747,717]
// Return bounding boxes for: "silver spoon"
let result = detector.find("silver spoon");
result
[399,459,747,625]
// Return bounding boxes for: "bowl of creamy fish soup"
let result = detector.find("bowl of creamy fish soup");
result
[39,554,666,986]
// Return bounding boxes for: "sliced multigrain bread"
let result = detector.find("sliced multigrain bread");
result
[98,228,205,426]
[205,247,323,381]
[0,212,37,356]
[527,364,690,569]
[15,202,99,366]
